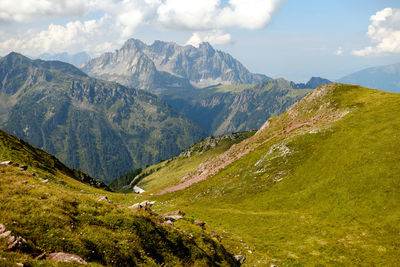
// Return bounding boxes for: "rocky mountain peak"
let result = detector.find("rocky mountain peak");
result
[121,38,146,51]
[81,38,271,90]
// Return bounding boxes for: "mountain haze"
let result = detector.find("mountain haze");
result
[0,52,205,182]
[81,39,270,90]
[338,62,400,93]
[38,52,91,67]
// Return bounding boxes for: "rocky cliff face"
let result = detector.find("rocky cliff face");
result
[81,39,270,90]
[0,52,205,181]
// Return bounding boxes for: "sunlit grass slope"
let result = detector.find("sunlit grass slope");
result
[137,84,400,266]
[0,129,236,266]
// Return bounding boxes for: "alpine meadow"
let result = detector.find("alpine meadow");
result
[0,0,399,266]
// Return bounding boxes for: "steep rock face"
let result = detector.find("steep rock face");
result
[0,52,205,182]
[81,39,270,90]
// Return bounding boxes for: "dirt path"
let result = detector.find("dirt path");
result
[156,119,318,195]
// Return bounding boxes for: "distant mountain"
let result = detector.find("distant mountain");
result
[159,77,330,136]
[0,52,205,182]
[338,62,400,93]
[81,39,270,90]
[38,52,91,67]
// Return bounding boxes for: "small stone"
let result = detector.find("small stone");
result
[0,161,12,166]
[162,210,185,217]
[193,220,205,229]
[162,220,174,226]
[97,196,113,204]
[42,179,49,183]
[19,165,28,171]
[47,252,87,265]
[22,181,28,185]
[163,215,183,222]
[0,230,11,238]
[234,255,246,264]
[0,224,5,234]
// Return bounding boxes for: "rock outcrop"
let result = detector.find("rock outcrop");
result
[81,39,270,90]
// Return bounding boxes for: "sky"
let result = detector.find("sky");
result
[0,0,400,82]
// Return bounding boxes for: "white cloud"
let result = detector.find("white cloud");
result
[0,0,94,23]
[336,46,343,56]
[353,8,400,56]
[186,30,232,47]
[0,0,284,55]
[0,15,122,55]
[158,0,283,30]
[217,0,283,30]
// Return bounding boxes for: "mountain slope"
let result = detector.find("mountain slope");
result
[81,39,270,90]
[0,52,206,182]
[131,84,400,265]
[0,128,237,266]
[338,62,400,93]
[159,78,329,135]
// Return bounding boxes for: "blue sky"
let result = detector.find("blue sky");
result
[0,0,399,82]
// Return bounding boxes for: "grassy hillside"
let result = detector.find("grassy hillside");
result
[133,83,400,265]
[0,128,236,266]
[126,131,256,193]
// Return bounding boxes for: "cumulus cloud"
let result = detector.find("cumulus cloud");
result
[0,0,95,23]
[186,30,232,47]
[158,0,283,31]
[0,15,122,55]
[0,0,284,55]
[353,8,400,56]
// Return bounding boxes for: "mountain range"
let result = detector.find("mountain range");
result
[0,52,205,182]
[338,62,400,93]
[81,39,270,91]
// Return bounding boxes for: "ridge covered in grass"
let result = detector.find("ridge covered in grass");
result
[0,128,237,266]
[134,83,400,265]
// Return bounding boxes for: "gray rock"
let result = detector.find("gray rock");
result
[47,252,87,265]
[163,215,183,222]
[234,255,246,264]
[81,39,270,91]
[97,196,113,204]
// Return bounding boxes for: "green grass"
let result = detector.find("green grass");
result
[134,84,400,266]
[0,129,236,266]
[133,132,255,193]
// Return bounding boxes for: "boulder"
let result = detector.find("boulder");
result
[0,161,12,166]
[162,210,185,217]
[193,220,206,229]
[18,165,28,171]
[234,255,246,265]
[97,196,113,204]
[0,225,28,251]
[128,200,155,210]
[163,215,183,222]
[133,186,145,194]
[162,220,174,226]
[47,252,87,265]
